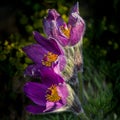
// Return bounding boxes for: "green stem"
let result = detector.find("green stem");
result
[78,71,83,103]
[78,113,90,120]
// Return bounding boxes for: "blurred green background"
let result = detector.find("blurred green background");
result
[0,0,120,120]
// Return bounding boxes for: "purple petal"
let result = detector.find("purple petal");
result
[40,69,64,86]
[69,13,85,46]
[22,44,47,64]
[42,18,52,37]
[24,64,53,77]
[68,2,85,45]
[26,105,46,114]
[70,2,79,14]
[24,63,63,77]
[46,9,60,20]
[44,9,64,27]
[57,83,69,104]
[24,64,42,77]
[58,55,66,71]
[44,101,63,112]
[24,82,47,106]
[33,31,64,55]
[44,102,56,112]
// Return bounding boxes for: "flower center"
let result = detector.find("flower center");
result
[42,52,58,67]
[60,24,71,38]
[46,84,61,102]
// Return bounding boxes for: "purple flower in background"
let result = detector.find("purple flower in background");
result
[23,31,66,77]
[43,2,85,46]
[24,71,68,114]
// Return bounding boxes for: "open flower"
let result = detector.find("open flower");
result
[43,2,85,46]
[24,70,68,114]
[23,31,66,77]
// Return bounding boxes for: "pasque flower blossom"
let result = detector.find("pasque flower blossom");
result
[43,2,85,46]
[23,31,66,77]
[24,70,68,114]
[23,2,86,118]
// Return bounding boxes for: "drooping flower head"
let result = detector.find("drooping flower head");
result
[24,70,68,114]
[43,2,85,46]
[23,31,66,77]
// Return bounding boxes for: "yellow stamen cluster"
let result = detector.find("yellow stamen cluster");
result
[42,52,58,67]
[46,84,61,102]
[60,25,71,38]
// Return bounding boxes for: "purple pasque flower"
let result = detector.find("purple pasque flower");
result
[24,70,68,114]
[23,31,66,77]
[43,2,85,46]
